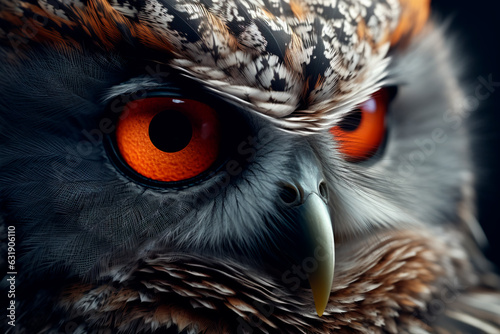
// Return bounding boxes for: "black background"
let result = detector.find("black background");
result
[432,1,500,268]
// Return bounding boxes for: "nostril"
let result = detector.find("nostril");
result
[318,181,328,201]
[279,183,300,205]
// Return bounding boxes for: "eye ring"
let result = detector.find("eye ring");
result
[114,96,221,182]
[330,87,394,162]
[104,88,252,189]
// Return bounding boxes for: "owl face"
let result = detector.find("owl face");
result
[0,0,481,332]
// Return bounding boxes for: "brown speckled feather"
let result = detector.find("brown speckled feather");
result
[40,228,490,334]
[0,0,428,133]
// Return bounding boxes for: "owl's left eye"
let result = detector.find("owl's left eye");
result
[330,88,393,162]
[111,97,221,183]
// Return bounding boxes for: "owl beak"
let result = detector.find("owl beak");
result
[275,147,334,317]
[297,193,335,317]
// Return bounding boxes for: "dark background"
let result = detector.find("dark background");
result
[432,1,500,268]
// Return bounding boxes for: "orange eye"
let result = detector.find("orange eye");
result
[330,89,390,162]
[115,97,220,182]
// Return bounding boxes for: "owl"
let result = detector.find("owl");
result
[1,0,500,333]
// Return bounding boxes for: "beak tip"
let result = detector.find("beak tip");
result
[316,306,326,317]
[311,287,330,317]
[309,274,333,318]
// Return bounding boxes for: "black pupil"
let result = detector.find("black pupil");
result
[149,110,192,153]
[338,110,362,131]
